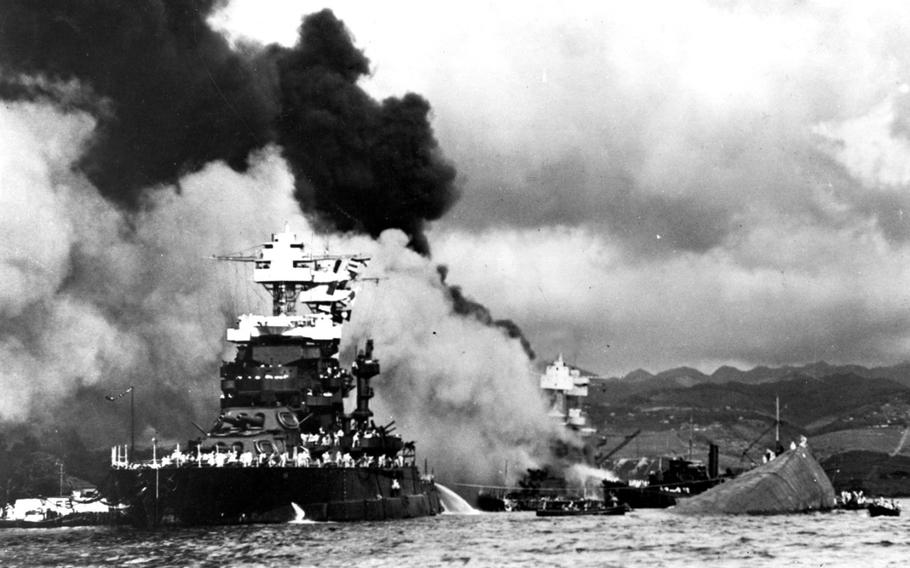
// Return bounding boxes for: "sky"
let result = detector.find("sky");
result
[214,0,910,377]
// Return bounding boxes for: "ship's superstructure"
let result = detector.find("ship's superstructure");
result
[473,356,600,512]
[207,230,392,458]
[540,354,595,436]
[104,229,440,526]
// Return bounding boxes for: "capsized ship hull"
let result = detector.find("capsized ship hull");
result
[107,465,440,526]
[673,446,835,515]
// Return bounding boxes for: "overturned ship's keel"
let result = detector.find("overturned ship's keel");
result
[109,466,440,526]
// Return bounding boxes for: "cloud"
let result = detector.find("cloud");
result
[226,1,910,257]
[430,219,910,377]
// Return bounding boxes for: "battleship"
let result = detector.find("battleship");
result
[103,229,441,526]
[471,355,601,511]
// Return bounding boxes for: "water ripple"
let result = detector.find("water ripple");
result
[2,502,910,567]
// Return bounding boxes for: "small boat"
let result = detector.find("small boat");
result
[834,490,869,510]
[0,492,121,529]
[868,502,900,517]
[535,498,630,517]
[17,517,64,529]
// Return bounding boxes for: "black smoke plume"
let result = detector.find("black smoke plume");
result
[0,2,456,252]
[438,266,536,359]
[0,0,274,208]
[271,12,458,255]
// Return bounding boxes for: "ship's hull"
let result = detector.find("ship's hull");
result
[607,478,724,509]
[105,465,441,527]
[673,447,835,515]
[868,503,900,517]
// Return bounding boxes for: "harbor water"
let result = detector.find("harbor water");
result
[1,501,908,567]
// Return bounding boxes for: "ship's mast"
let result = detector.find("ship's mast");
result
[213,231,368,320]
[775,395,780,447]
[212,228,377,434]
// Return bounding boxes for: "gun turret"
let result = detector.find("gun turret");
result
[219,413,265,430]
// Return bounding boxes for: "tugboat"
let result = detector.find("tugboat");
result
[104,228,441,526]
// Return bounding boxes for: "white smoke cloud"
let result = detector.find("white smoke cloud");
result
[0,102,88,318]
[0,102,134,419]
[0,97,308,430]
[0,96,561,484]
[345,231,563,483]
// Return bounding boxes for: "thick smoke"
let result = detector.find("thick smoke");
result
[346,234,560,483]
[0,99,306,441]
[438,266,535,360]
[0,2,551,484]
[0,0,274,208]
[271,12,458,255]
[0,3,456,253]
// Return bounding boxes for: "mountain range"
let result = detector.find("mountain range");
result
[611,360,910,388]
[584,361,910,495]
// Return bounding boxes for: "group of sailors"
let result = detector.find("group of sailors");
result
[159,446,407,469]
[762,435,810,463]
[301,425,382,449]
[112,441,408,470]
[872,496,900,511]
[838,490,867,508]
[835,490,900,511]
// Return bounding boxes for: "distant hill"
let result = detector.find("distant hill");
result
[591,372,910,432]
[582,361,910,495]
[592,361,910,401]
[647,374,910,428]
[622,369,654,382]
[654,366,709,387]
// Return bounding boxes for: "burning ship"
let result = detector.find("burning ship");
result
[104,229,441,526]
[473,355,600,511]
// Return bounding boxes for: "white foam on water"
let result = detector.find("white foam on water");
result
[289,502,317,524]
